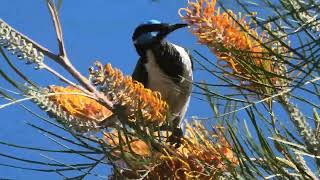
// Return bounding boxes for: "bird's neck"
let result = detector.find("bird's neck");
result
[135,40,165,57]
[145,40,186,84]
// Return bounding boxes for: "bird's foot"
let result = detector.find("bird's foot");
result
[167,127,183,148]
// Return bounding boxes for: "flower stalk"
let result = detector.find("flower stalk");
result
[0,19,44,69]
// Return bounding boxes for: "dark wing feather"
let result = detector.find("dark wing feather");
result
[132,57,148,87]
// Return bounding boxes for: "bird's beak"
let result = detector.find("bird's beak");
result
[156,23,188,40]
[167,23,188,33]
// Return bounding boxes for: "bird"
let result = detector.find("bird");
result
[132,20,193,146]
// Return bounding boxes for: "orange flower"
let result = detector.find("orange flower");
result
[104,130,151,157]
[179,0,288,92]
[48,86,112,132]
[109,122,238,179]
[48,86,112,120]
[152,123,238,179]
[90,62,169,125]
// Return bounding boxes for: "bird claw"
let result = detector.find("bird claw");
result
[167,127,183,148]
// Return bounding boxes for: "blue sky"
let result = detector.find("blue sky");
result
[0,0,216,179]
[1,0,315,179]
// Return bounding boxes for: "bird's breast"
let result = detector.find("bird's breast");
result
[144,49,192,119]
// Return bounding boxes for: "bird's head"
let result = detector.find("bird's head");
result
[132,20,187,46]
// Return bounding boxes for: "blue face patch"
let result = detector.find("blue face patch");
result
[136,31,157,44]
[135,19,162,45]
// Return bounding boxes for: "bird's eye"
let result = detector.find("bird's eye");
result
[134,31,158,44]
[149,31,158,37]
[132,23,165,42]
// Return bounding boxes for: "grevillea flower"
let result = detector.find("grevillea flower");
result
[48,86,112,121]
[108,122,238,179]
[179,0,289,93]
[147,123,238,179]
[27,85,112,132]
[0,19,44,69]
[104,130,151,157]
[89,62,169,124]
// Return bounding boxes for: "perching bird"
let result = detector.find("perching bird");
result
[132,20,193,145]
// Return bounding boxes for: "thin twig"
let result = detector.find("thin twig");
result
[1,2,114,110]
[0,92,98,110]
[0,47,37,87]
[0,18,57,60]
[47,0,66,57]
[40,154,107,179]
[217,76,320,117]
[42,64,78,88]
[45,1,113,110]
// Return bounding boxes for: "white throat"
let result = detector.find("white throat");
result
[144,45,193,122]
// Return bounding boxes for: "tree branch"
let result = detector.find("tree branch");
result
[47,0,67,58]
[45,0,113,110]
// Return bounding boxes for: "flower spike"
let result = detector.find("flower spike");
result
[179,0,290,94]
[90,62,169,125]
[26,85,112,133]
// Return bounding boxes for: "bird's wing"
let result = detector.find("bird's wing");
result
[132,57,149,87]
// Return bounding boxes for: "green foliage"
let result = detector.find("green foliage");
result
[191,0,320,179]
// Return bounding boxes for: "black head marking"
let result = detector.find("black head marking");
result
[132,23,168,43]
[132,22,187,57]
